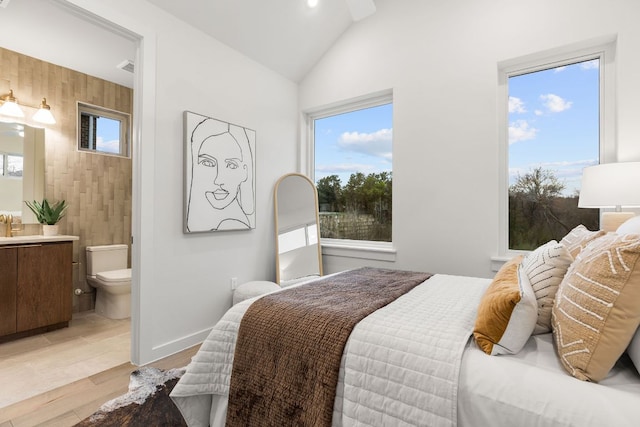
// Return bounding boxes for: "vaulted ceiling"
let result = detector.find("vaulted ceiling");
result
[145,0,372,82]
[0,0,377,87]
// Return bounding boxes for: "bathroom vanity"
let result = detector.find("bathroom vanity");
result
[0,235,79,343]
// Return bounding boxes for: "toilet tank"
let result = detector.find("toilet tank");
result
[86,244,128,275]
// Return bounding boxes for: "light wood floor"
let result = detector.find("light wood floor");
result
[0,312,200,427]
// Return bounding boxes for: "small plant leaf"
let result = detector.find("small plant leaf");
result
[24,199,68,225]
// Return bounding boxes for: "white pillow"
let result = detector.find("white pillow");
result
[493,266,538,355]
[628,327,640,374]
[520,240,573,334]
[616,215,640,235]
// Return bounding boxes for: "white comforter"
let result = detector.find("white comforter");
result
[171,273,491,427]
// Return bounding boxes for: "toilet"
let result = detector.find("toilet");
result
[86,244,131,319]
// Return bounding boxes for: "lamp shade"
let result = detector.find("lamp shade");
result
[578,162,640,208]
[32,98,56,125]
[0,100,25,118]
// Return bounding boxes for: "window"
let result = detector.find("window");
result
[77,102,130,157]
[0,153,22,177]
[499,39,615,254]
[308,91,393,244]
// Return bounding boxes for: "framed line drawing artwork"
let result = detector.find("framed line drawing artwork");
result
[184,111,256,233]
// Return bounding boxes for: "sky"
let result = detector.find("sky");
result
[314,103,393,186]
[96,116,122,154]
[508,58,600,196]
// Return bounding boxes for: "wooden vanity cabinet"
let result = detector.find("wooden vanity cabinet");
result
[0,241,73,342]
[0,246,18,336]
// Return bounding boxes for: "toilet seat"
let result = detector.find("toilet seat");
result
[96,268,131,283]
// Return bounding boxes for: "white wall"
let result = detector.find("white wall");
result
[63,0,299,364]
[8,0,640,365]
[300,0,640,279]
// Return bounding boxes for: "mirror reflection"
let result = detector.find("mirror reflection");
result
[0,121,45,222]
[274,173,323,286]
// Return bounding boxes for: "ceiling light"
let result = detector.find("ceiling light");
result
[307,0,319,8]
[32,98,56,125]
[0,89,25,118]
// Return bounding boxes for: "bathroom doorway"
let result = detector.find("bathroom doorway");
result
[0,0,141,406]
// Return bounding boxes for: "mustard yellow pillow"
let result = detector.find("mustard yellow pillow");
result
[552,233,640,381]
[474,256,538,355]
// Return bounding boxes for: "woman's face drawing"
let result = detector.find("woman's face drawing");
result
[196,132,248,210]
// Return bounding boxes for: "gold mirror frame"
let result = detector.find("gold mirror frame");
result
[274,173,323,285]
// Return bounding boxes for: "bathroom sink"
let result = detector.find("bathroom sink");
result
[0,235,79,245]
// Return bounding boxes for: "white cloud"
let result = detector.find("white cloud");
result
[509,96,526,113]
[554,66,567,73]
[580,59,599,70]
[540,93,572,113]
[509,120,538,144]
[96,137,120,154]
[316,163,375,174]
[539,159,598,169]
[338,128,392,160]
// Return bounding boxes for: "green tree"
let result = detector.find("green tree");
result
[509,167,570,249]
[316,175,342,212]
[343,172,367,212]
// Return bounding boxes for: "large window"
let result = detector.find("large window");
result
[309,92,393,243]
[499,39,615,253]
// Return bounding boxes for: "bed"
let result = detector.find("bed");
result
[170,225,640,427]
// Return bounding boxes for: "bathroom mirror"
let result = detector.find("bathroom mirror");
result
[0,121,45,222]
[274,173,323,285]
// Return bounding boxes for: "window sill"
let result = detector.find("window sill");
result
[321,239,396,262]
[490,250,531,272]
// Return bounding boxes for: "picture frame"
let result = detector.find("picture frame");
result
[183,111,256,233]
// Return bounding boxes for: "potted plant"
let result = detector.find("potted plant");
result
[24,199,68,236]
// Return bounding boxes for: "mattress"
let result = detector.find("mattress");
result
[459,333,640,427]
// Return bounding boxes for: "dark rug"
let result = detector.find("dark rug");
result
[75,367,187,426]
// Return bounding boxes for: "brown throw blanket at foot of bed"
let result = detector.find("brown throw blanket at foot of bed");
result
[226,267,432,427]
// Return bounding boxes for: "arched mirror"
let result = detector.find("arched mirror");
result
[274,173,323,286]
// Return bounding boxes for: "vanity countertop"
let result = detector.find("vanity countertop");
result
[0,235,80,246]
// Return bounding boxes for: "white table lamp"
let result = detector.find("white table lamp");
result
[578,162,640,232]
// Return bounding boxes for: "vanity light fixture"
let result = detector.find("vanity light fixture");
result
[32,98,56,125]
[0,89,25,118]
[0,89,56,125]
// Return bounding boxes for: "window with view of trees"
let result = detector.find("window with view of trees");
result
[311,97,393,243]
[507,58,601,250]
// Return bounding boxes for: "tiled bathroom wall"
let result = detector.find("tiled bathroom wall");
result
[0,47,133,312]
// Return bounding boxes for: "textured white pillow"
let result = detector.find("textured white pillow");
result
[616,215,640,235]
[559,224,605,258]
[521,240,573,334]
